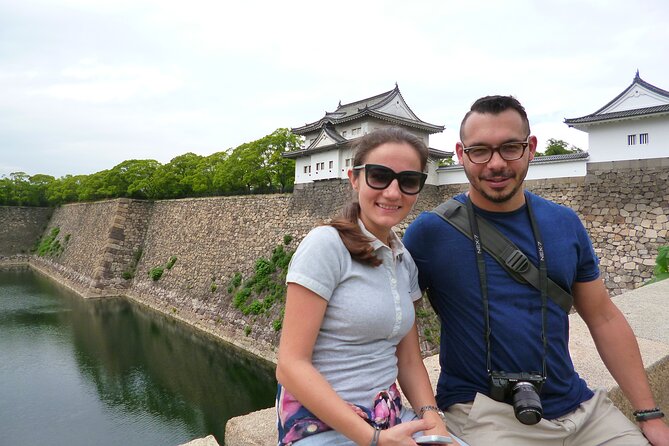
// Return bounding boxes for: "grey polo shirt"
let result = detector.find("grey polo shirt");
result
[285,223,422,407]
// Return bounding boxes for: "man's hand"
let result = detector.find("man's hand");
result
[640,418,669,446]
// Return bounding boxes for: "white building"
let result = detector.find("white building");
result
[564,71,669,163]
[284,84,449,185]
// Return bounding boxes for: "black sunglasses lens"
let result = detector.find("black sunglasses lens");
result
[365,165,394,189]
[399,173,423,193]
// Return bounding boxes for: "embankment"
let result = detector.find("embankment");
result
[1,158,667,363]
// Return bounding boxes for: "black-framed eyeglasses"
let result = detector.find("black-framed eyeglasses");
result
[462,138,530,164]
[353,164,427,195]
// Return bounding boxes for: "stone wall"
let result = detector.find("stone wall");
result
[2,158,667,360]
[0,206,52,255]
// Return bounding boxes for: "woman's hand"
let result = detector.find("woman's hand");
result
[377,419,432,445]
[420,422,463,446]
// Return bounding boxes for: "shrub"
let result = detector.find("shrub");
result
[231,272,242,288]
[149,266,164,281]
[272,318,282,331]
[36,227,63,257]
[645,245,669,285]
[166,256,177,269]
[244,326,252,336]
[233,288,252,309]
[255,258,274,278]
[210,282,218,293]
[283,234,293,245]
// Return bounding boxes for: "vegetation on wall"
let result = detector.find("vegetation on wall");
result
[35,227,67,257]
[148,255,178,281]
[645,245,669,285]
[228,235,294,332]
[0,128,300,206]
[122,249,143,280]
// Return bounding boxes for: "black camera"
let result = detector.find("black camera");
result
[489,371,545,425]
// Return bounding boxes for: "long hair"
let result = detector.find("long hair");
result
[329,127,428,266]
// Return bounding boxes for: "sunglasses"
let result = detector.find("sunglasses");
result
[353,164,427,195]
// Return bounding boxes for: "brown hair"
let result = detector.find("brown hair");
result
[459,95,531,142]
[329,127,428,266]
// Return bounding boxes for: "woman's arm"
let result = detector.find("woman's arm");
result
[277,283,432,446]
[396,316,462,445]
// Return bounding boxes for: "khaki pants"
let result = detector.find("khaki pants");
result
[444,388,649,446]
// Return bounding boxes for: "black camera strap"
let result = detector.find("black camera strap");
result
[463,194,548,379]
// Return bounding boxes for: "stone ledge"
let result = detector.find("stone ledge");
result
[223,279,669,445]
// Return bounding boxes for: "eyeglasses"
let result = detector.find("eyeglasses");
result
[462,138,530,164]
[353,164,427,195]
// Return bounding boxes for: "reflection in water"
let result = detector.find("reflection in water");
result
[0,267,276,446]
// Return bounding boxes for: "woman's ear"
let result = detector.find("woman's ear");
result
[348,169,358,192]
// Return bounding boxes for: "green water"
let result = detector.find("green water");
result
[0,267,277,446]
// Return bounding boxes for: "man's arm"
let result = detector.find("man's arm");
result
[573,279,669,444]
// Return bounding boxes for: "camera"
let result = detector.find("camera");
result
[489,371,545,425]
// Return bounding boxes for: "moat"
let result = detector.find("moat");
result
[0,267,276,446]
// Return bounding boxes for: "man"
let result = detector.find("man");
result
[403,95,668,445]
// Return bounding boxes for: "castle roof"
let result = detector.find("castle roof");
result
[291,84,445,135]
[565,71,669,128]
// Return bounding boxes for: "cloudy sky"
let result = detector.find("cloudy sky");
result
[2,0,668,178]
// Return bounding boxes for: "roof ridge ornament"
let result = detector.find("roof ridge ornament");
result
[635,69,640,80]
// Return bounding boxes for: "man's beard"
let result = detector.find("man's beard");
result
[465,165,528,204]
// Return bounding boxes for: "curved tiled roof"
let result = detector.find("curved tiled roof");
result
[529,151,590,164]
[292,84,444,134]
[565,71,669,126]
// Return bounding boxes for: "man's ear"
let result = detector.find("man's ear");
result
[528,135,538,161]
[455,142,465,165]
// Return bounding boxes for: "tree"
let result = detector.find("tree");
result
[28,174,56,206]
[538,138,582,157]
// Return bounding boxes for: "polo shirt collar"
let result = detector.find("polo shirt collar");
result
[357,219,407,260]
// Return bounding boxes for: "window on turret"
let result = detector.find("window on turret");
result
[352,127,361,136]
[329,161,333,169]
[640,133,648,144]
[627,134,636,145]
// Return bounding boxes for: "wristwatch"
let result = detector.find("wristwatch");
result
[633,407,665,422]
[419,405,446,422]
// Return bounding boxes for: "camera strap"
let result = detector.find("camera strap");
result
[431,193,548,379]
[430,197,573,314]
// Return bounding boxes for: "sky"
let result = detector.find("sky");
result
[1,0,668,178]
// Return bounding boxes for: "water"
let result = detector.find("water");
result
[0,267,277,446]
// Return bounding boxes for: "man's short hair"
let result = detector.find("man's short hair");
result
[460,95,531,141]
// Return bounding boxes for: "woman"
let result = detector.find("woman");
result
[276,127,463,445]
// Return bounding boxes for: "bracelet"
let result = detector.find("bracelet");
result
[369,426,381,446]
[419,405,445,419]
[633,407,665,422]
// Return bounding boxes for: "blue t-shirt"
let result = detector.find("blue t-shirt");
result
[403,192,599,419]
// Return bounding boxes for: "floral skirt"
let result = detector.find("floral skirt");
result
[276,382,404,445]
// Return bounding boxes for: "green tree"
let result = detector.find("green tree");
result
[538,138,582,157]
[46,174,86,204]
[28,174,56,206]
[148,153,203,199]
[8,172,31,205]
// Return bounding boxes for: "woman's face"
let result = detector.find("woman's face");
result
[348,141,423,244]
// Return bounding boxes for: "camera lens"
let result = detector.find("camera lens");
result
[512,382,543,425]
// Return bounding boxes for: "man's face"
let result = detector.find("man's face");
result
[456,109,537,212]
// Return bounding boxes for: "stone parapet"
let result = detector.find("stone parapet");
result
[223,279,669,445]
